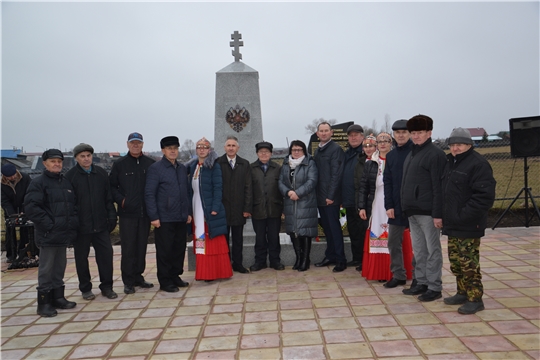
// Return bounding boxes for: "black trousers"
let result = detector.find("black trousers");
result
[119,216,151,286]
[73,230,114,293]
[345,207,368,263]
[226,225,245,267]
[252,217,281,266]
[154,221,187,287]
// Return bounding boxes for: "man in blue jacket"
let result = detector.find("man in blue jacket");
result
[313,122,347,272]
[145,136,192,292]
[383,120,415,288]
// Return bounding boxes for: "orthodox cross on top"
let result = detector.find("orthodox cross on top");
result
[230,31,243,62]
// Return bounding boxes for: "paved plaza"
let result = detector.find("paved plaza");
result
[1,227,539,359]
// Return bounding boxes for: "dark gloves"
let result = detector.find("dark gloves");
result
[108,218,118,233]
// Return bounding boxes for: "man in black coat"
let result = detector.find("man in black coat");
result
[249,141,284,271]
[383,120,415,288]
[66,143,118,300]
[313,122,347,272]
[401,115,447,302]
[1,163,32,262]
[109,132,155,295]
[216,136,252,273]
[442,128,496,314]
[342,124,367,269]
[24,149,78,317]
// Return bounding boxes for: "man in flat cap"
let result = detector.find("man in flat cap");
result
[400,115,447,302]
[249,141,284,271]
[145,136,192,292]
[442,128,496,314]
[66,143,118,300]
[24,149,78,317]
[109,132,155,294]
[383,119,415,288]
[313,121,347,272]
[1,163,32,262]
[342,124,367,270]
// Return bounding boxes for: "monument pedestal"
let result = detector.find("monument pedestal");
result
[214,61,263,163]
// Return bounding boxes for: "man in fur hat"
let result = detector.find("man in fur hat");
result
[145,136,192,292]
[400,115,447,302]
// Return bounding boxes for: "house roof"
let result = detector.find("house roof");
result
[466,128,487,137]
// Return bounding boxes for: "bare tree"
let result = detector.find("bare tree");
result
[305,118,338,134]
[382,114,392,133]
[179,139,195,162]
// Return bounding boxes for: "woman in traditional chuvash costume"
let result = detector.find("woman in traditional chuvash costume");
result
[187,137,233,281]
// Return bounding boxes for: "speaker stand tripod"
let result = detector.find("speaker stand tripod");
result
[492,157,540,229]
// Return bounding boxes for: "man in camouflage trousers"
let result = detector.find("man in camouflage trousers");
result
[441,128,496,314]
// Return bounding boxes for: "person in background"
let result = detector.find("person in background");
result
[66,143,118,300]
[383,120,415,288]
[442,127,496,314]
[313,122,347,272]
[216,136,252,274]
[249,141,284,271]
[278,140,318,271]
[145,136,192,292]
[342,124,367,270]
[358,133,393,281]
[109,132,156,295]
[187,137,233,281]
[1,163,32,262]
[24,149,78,317]
[401,114,446,302]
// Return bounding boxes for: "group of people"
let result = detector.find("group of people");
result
[262,116,496,316]
[3,113,496,318]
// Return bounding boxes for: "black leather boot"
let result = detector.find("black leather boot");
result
[37,291,58,317]
[290,234,301,270]
[51,285,77,309]
[298,237,311,272]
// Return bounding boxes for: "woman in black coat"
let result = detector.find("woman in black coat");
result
[278,140,318,271]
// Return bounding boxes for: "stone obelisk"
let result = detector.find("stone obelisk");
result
[214,31,263,163]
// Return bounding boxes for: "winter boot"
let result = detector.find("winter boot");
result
[52,285,77,309]
[444,293,467,305]
[458,300,485,314]
[298,237,311,272]
[290,234,301,270]
[37,291,58,317]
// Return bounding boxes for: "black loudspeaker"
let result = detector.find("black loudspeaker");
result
[509,116,540,158]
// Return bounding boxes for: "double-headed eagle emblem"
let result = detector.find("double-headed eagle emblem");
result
[226,104,250,133]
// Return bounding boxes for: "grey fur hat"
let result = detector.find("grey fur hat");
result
[448,127,473,145]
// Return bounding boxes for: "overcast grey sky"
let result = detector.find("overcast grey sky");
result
[2,1,539,153]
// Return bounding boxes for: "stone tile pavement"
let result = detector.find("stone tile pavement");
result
[1,227,539,359]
